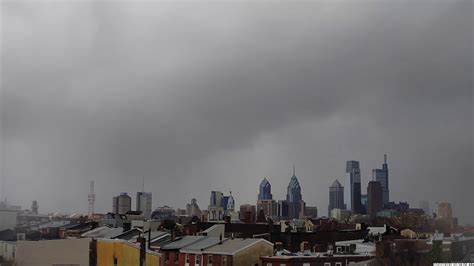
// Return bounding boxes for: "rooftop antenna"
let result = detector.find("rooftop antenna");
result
[293,165,296,176]
[141,177,145,193]
[88,180,95,218]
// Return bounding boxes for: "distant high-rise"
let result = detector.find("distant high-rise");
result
[419,200,430,216]
[367,181,383,218]
[31,200,39,215]
[113,193,132,215]
[328,179,345,216]
[286,166,305,219]
[136,192,152,219]
[88,181,95,218]
[208,191,225,221]
[372,154,389,204]
[345,160,363,214]
[258,178,273,200]
[186,198,202,218]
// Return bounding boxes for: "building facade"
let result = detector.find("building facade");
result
[113,193,132,215]
[367,181,383,218]
[136,192,152,220]
[328,179,345,216]
[258,177,273,200]
[286,167,305,219]
[372,154,389,204]
[345,160,363,214]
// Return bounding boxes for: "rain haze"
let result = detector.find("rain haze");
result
[1,1,473,224]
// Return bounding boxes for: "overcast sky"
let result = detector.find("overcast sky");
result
[1,0,472,224]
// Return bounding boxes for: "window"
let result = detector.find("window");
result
[175,252,179,263]
[195,255,200,265]
[336,263,342,266]
[222,256,227,266]
[303,264,310,266]
[113,257,118,266]
[208,255,213,264]
[186,254,190,263]
[165,252,169,262]
[324,263,331,266]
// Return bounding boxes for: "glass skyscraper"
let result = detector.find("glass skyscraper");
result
[328,179,345,216]
[258,177,273,200]
[344,160,363,214]
[372,154,389,204]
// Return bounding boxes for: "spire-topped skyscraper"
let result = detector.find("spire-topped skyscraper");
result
[372,154,389,204]
[286,166,305,219]
[258,178,273,200]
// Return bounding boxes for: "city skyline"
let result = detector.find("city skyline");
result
[1,1,472,225]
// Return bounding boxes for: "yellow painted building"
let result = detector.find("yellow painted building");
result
[97,239,160,266]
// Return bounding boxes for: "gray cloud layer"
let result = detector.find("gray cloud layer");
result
[1,1,472,223]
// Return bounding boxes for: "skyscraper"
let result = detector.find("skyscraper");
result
[258,178,273,200]
[208,191,224,221]
[328,179,345,216]
[345,161,363,214]
[286,166,305,219]
[113,193,132,215]
[186,198,202,218]
[136,192,152,219]
[367,181,383,218]
[257,177,276,218]
[372,154,389,204]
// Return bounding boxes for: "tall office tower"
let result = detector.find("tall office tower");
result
[209,191,224,207]
[345,160,363,214]
[31,200,39,215]
[435,202,453,220]
[328,179,345,216]
[286,166,305,219]
[367,181,383,218]
[372,154,389,204]
[208,191,225,221]
[226,191,235,213]
[113,193,132,215]
[136,192,152,219]
[258,178,273,200]
[419,200,430,216]
[277,200,289,220]
[186,198,202,217]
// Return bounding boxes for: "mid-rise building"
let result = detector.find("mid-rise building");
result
[328,179,345,216]
[345,161,363,214]
[257,199,277,218]
[239,204,256,223]
[305,206,318,218]
[113,193,132,215]
[136,192,152,220]
[330,208,351,221]
[372,154,389,204]
[367,181,383,218]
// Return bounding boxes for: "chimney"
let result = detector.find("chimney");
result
[275,242,283,251]
[300,241,310,252]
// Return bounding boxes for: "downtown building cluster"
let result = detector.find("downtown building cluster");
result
[0,155,472,265]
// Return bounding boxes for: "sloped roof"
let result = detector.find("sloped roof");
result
[204,238,273,255]
[161,236,206,250]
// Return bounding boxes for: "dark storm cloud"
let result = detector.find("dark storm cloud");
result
[1,1,472,223]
